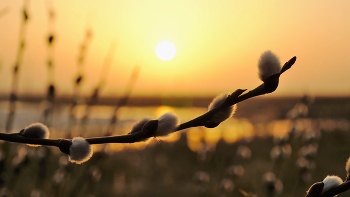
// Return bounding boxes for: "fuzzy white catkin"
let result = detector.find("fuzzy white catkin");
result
[322,175,343,193]
[258,50,281,81]
[208,93,236,124]
[69,137,93,164]
[22,122,50,139]
[22,122,50,147]
[155,112,179,137]
[129,118,151,134]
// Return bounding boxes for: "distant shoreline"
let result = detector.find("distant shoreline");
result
[0,94,348,107]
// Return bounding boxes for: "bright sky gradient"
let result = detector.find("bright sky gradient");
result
[0,0,350,97]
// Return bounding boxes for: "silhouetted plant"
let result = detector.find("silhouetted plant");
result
[262,171,283,197]
[81,43,116,132]
[5,0,30,133]
[193,171,210,193]
[0,51,296,165]
[40,2,57,127]
[67,27,93,137]
[106,65,141,136]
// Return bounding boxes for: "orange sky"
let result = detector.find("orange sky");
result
[0,0,350,97]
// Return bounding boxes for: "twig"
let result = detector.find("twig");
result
[5,0,30,132]
[41,2,56,126]
[81,43,117,128]
[0,56,296,147]
[105,65,140,135]
[66,27,93,137]
[312,181,350,197]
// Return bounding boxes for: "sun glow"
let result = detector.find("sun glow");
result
[156,41,176,61]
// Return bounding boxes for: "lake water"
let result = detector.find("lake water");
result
[0,99,349,149]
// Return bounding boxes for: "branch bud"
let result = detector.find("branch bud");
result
[155,112,179,137]
[58,139,72,155]
[128,119,159,139]
[306,182,324,197]
[322,175,343,193]
[205,93,237,128]
[129,118,151,135]
[280,56,297,74]
[306,175,343,196]
[142,120,159,137]
[20,123,50,147]
[258,50,281,81]
[69,137,93,164]
[20,123,50,139]
[262,73,280,94]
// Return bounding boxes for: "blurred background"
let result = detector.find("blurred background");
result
[0,0,350,196]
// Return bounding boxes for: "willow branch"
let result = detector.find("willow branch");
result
[314,181,350,197]
[0,132,60,147]
[177,56,296,131]
[0,56,296,151]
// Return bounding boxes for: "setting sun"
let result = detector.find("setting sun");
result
[156,41,176,61]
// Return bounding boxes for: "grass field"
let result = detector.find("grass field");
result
[0,96,349,196]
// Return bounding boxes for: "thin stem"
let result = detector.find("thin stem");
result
[86,133,145,144]
[105,65,140,135]
[0,133,60,147]
[5,0,30,132]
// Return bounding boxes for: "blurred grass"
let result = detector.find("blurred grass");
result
[0,97,349,196]
[1,129,350,197]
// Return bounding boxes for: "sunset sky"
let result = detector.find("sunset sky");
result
[0,0,350,97]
